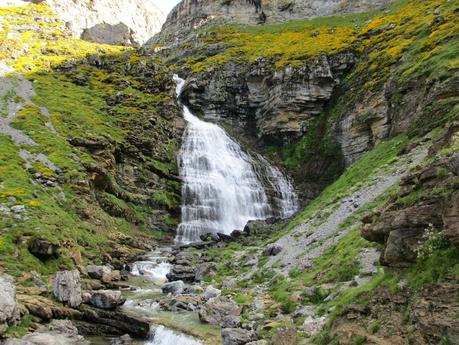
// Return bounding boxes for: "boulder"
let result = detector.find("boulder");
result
[262,245,283,256]
[109,334,133,345]
[204,285,221,300]
[198,296,241,326]
[221,328,257,345]
[53,270,83,308]
[77,304,150,337]
[166,265,195,282]
[200,233,220,242]
[161,281,185,295]
[0,274,20,336]
[86,265,112,280]
[17,294,76,320]
[217,233,234,242]
[4,320,89,345]
[28,238,59,260]
[243,220,268,235]
[90,290,126,310]
[230,230,244,239]
[194,262,217,282]
[221,315,242,328]
[450,153,459,176]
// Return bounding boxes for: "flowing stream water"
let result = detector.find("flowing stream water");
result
[174,75,298,244]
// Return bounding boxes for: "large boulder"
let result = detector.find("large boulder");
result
[221,328,257,345]
[53,270,83,308]
[86,265,112,280]
[198,296,241,327]
[0,274,20,336]
[262,245,283,257]
[161,281,185,295]
[166,265,195,282]
[90,290,125,310]
[28,238,59,260]
[4,320,89,345]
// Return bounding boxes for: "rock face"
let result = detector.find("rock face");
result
[43,0,166,46]
[53,270,83,308]
[4,320,89,345]
[153,0,393,44]
[362,134,459,267]
[0,274,20,336]
[181,54,355,145]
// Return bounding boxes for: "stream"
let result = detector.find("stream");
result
[89,76,298,344]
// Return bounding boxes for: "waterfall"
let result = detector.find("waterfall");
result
[174,75,298,244]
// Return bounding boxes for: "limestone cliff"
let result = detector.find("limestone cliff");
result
[151,0,394,44]
[42,0,166,46]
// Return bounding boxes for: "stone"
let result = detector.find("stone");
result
[230,230,244,239]
[167,265,195,282]
[217,233,234,242]
[302,315,327,335]
[198,296,241,326]
[3,320,89,345]
[53,270,83,308]
[195,262,217,282]
[161,281,185,295]
[87,264,112,280]
[262,245,283,256]
[221,315,242,328]
[109,334,133,345]
[0,274,20,336]
[10,205,25,213]
[204,285,221,300]
[28,238,59,260]
[17,294,75,320]
[90,290,125,310]
[244,220,268,235]
[221,328,257,345]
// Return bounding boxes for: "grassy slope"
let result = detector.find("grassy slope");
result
[0,4,179,276]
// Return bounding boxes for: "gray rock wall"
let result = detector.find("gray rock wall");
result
[152,0,394,44]
[43,0,166,46]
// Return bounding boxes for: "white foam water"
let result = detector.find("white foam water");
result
[145,326,202,345]
[174,75,298,244]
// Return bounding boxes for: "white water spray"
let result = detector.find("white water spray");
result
[174,75,297,243]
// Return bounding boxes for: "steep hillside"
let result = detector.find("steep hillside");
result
[0,4,182,279]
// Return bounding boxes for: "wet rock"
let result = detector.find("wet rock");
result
[3,320,89,345]
[198,296,241,326]
[53,270,83,308]
[0,273,20,336]
[221,328,257,345]
[204,285,221,300]
[262,245,282,256]
[28,238,59,260]
[217,233,234,242]
[109,334,133,345]
[77,304,150,337]
[230,230,244,239]
[90,290,125,310]
[161,280,185,295]
[195,262,217,282]
[200,233,219,242]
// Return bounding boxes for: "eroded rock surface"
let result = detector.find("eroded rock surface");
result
[0,274,20,336]
[44,0,165,46]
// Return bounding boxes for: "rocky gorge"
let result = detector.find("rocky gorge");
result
[0,0,458,344]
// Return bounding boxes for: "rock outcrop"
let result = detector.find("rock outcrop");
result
[0,274,20,336]
[53,270,83,308]
[152,0,394,44]
[43,0,166,46]
[4,320,89,345]
[181,54,355,145]
[362,124,459,266]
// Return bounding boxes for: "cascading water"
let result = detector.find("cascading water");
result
[174,75,298,244]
